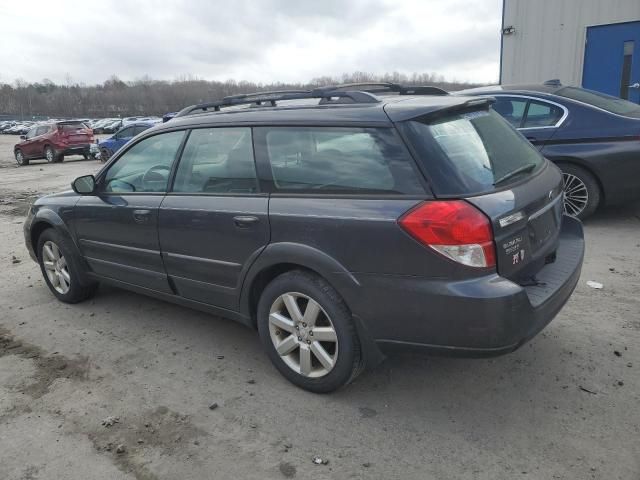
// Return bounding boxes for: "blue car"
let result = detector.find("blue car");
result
[457,81,640,219]
[98,123,154,161]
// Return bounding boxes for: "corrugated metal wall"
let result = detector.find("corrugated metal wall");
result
[501,0,640,85]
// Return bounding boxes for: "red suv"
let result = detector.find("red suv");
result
[14,121,94,166]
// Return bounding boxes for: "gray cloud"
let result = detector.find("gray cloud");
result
[0,0,501,85]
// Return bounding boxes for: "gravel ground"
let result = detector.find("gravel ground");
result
[0,133,638,479]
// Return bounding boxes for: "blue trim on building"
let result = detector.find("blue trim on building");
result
[499,0,505,84]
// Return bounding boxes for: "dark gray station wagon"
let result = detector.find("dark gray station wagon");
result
[24,84,585,392]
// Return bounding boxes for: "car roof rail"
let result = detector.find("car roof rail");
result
[174,89,381,118]
[315,82,449,96]
[174,83,450,118]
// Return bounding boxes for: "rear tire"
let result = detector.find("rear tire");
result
[15,149,28,166]
[257,270,362,393]
[37,228,98,303]
[558,163,600,219]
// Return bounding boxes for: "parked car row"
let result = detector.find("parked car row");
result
[2,116,162,136]
[1,121,37,135]
[90,116,162,134]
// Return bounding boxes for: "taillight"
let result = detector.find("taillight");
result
[398,200,496,268]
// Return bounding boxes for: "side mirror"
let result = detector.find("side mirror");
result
[20,135,26,140]
[72,175,96,195]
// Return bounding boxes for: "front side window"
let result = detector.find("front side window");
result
[115,127,134,139]
[36,126,49,136]
[25,127,37,139]
[103,130,184,193]
[523,100,564,128]
[133,125,150,136]
[173,127,257,194]
[405,109,545,195]
[260,127,424,194]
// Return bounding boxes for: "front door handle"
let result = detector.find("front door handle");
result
[233,215,259,228]
[133,209,151,224]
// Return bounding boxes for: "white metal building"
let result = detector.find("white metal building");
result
[500,0,640,101]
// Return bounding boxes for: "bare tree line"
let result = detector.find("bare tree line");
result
[0,72,479,119]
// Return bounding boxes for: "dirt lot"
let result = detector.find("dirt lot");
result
[0,133,638,480]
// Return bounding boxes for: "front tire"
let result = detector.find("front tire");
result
[559,163,601,219]
[257,270,362,393]
[37,229,98,303]
[15,149,28,166]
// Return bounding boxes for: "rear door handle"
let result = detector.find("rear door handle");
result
[233,215,259,228]
[133,209,151,224]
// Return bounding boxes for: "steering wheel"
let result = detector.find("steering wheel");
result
[142,165,171,191]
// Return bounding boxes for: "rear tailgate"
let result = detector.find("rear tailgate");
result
[467,162,565,281]
[397,99,566,281]
[58,122,92,144]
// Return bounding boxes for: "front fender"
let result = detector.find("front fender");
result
[28,206,92,285]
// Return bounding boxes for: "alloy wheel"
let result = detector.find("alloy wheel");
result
[268,292,338,378]
[42,241,71,294]
[15,150,24,165]
[562,172,589,217]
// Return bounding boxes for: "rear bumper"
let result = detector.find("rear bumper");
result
[54,144,91,156]
[355,216,584,356]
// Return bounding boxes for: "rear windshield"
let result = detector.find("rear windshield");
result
[59,122,87,131]
[556,87,640,118]
[405,109,545,195]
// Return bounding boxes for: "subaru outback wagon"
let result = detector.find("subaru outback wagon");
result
[24,84,585,392]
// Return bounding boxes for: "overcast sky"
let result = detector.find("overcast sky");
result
[0,0,502,86]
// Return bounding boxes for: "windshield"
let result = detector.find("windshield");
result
[556,87,640,118]
[405,109,545,195]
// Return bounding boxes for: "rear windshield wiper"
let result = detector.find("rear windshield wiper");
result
[493,163,537,186]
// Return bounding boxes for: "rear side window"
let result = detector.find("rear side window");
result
[557,86,640,118]
[259,127,425,194]
[173,127,257,194]
[405,109,545,196]
[493,97,527,127]
[523,100,564,128]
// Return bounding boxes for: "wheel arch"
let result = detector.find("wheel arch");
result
[30,220,55,258]
[239,242,360,327]
[239,242,384,368]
